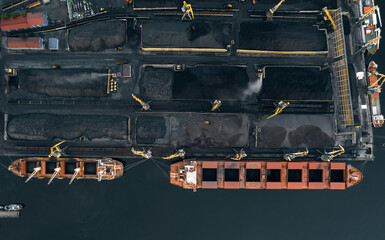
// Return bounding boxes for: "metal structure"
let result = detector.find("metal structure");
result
[267,101,290,119]
[181,1,194,20]
[329,9,354,127]
[284,148,309,161]
[266,0,285,20]
[162,149,186,160]
[131,147,152,159]
[211,100,222,111]
[132,94,150,111]
[231,149,247,161]
[320,145,345,162]
[48,140,66,158]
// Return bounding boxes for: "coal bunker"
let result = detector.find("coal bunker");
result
[173,66,249,100]
[136,116,167,144]
[141,21,232,49]
[260,67,332,100]
[141,67,173,100]
[170,114,249,147]
[239,21,327,51]
[17,69,108,97]
[69,20,126,51]
[7,114,128,141]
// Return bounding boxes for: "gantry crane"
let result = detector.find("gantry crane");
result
[284,148,309,161]
[131,147,152,159]
[162,149,186,160]
[266,0,285,20]
[211,100,222,111]
[231,149,247,161]
[267,101,290,119]
[320,145,344,162]
[48,140,66,158]
[132,93,150,111]
[181,1,194,20]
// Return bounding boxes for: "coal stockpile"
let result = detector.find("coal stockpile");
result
[141,67,173,100]
[136,116,167,144]
[69,20,126,51]
[239,21,327,51]
[170,114,249,147]
[141,21,231,49]
[17,69,108,97]
[7,114,128,141]
[173,66,249,99]
[260,67,332,100]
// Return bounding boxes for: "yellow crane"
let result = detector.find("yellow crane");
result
[266,0,285,20]
[162,149,186,160]
[355,5,378,25]
[267,101,290,120]
[322,7,337,31]
[368,72,385,94]
[284,148,309,161]
[132,93,150,111]
[48,140,66,158]
[211,100,222,111]
[131,147,152,159]
[320,145,344,162]
[231,149,247,161]
[181,1,194,20]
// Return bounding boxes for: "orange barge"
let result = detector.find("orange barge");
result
[9,157,124,183]
[368,61,384,127]
[170,160,363,191]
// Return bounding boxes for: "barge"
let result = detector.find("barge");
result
[9,157,124,184]
[170,160,363,191]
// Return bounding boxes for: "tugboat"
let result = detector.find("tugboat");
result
[359,0,382,54]
[170,160,363,191]
[9,157,124,184]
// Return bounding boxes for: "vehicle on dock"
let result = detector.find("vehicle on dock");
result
[367,61,384,127]
[9,157,124,184]
[170,160,363,191]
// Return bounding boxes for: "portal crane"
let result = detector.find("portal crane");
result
[267,101,290,119]
[48,141,66,159]
[284,148,309,161]
[162,149,186,160]
[320,145,344,162]
[231,149,247,161]
[181,1,194,20]
[211,100,222,111]
[132,93,150,111]
[131,147,152,159]
[266,0,285,20]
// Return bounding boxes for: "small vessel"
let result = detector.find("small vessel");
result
[359,0,382,54]
[9,157,124,183]
[367,61,384,127]
[170,160,363,191]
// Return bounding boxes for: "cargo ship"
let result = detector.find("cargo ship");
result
[367,61,384,127]
[359,0,382,54]
[9,157,124,183]
[170,160,363,191]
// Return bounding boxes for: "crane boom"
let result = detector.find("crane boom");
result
[266,0,285,20]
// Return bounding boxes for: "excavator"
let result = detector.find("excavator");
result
[181,1,194,20]
[284,148,309,161]
[132,93,150,111]
[266,0,285,20]
[162,149,186,160]
[320,145,344,162]
[211,100,222,111]
[131,147,152,159]
[48,140,66,159]
[231,149,247,161]
[267,101,290,119]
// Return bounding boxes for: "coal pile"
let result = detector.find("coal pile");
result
[141,67,173,100]
[7,114,128,141]
[136,116,167,144]
[69,20,126,51]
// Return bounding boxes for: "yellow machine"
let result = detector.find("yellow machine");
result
[266,0,285,20]
[231,149,247,161]
[267,101,290,119]
[182,1,194,20]
[284,148,309,161]
[320,145,344,162]
[211,100,222,111]
[132,93,150,111]
[131,147,152,159]
[48,140,66,158]
[368,72,385,94]
[322,7,337,31]
[162,149,186,160]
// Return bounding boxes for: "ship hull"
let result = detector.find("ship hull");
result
[170,160,363,191]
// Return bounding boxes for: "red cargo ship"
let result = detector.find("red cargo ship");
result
[170,160,363,191]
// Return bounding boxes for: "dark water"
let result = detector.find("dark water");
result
[2,5,385,240]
